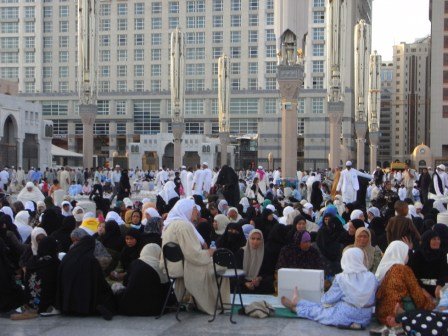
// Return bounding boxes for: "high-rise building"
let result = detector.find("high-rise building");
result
[378,61,393,166]
[430,0,448,165]
[0,0,372,170]
[391,38,431,163]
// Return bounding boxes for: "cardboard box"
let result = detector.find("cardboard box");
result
[278,268,324,303]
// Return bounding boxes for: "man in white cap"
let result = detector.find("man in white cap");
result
[202,162,212,195]
[336,161,372,204]
[429,164,448,201]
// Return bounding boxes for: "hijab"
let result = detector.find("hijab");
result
[351,227,376,270]
[101,220,125,252]
[227,207,242,223]
[375,240,409,282]
[213,214,230,235]
[337,248,377,308]
[243,229,264,280]
[51,215,76,253]
[242,224,254,239]
[367,207,381,219]
[139,243,168,283]
[145,207,161,219]
[217,222,246,253]
[318,205,346,227]
[350,209,364,221]
[26,236,60,273]
[279,206,295,225]
[420,230,444,262]
[218,200,229,215]
[239,197,250,213]
[0,206,14,222]
[105,211,125,225]
[120,229,142,271]
[31,227,47,255]
[433,224,448,250]
[61,201,73,217]
[17,183,45,204]
[158,181,179,204]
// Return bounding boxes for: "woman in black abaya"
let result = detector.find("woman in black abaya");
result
[216,165,240,207]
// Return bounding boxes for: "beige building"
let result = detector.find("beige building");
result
[430,0,448,165]
[0,0,371,170]
[391,38,431,163]
[378,61,393,167]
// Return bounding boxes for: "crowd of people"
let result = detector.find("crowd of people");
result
[1,161,448,335]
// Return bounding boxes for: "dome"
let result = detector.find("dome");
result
[412,143,431,156]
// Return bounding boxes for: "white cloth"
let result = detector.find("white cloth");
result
[14,210,32,242]
[180,169,188,194]
[0,206,14,222]
[337,248,378,308]
[398,187,407,201]
[375,240,409,282]
[158,181,179,204]
[17,183,45,204]
[203,168,213,194]
[105,211,125,225]
[186,171,194,197]
[145,207,161,218]
[239,197,250,213]
[139,243,168,283]
[350,209,364,221]
[163,199,204,245]
[192,169,205,196]
[279,206,295,225]
[31,227,47,255]
[434,200,447,213]
[337,168,372,204]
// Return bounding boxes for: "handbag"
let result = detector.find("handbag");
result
[239,301,275,319]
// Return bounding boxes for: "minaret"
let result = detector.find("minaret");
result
[354,19,371,170]
[78,0,97,169]
[274,0,307,177]
[218,55,231,167]
[327,0,345,169]
[170,27,185,170]
[368,51,382,172]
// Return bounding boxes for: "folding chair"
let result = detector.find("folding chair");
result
[209,248,245,324]
[156,242,187,321]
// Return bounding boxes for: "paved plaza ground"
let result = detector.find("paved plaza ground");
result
[0,313,374,336]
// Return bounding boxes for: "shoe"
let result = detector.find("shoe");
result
[10,310,38,321]
[369,325,390,335]
[97,305,113,321]
[40,306,61,317]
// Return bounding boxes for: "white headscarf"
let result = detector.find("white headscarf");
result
[145,207,161,218]
[350,209,364,221]
[218,199,229,215]
[213,214,230,235]
[158,181,179,204]
[24,201,35,212]
[72,206,85,222]
[279,206,294,225]
[17,182,45,204]
[434,201,447,214]
[367,207,381,218]
[14,210,32,242]
[408,205,417,218]
[227,207,242,223]
[31,227,47,255]
[139,243,168,283]
[61,201,72,217]
[375,240,409,282]
[239,197,250,213]
[243,229,264,280]
[337,248,378,308]
[105,211,125,225]
[163,199,205,245]
[0,206,14,222]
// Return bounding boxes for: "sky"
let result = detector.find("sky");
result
[372,0,431,61]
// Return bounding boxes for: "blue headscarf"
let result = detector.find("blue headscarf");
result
[318,204,346,227]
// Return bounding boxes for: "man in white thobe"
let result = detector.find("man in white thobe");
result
[155,168,164,190]
[186,168,194,197]
[273,168,281,185]
[336,161,373,204]
[202,162,213,195]
[180,166,188,196]
[192,164,205,196]
[0,167,9,191]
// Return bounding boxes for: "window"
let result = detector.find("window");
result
[249,14,258,26]
[313,44,324,56]
[249,0,259,10]
[297,118,305,135]
[212,31,223,44]
[212,63,219,75]
[151,49,161,61]
[99,4,110,16]
[151,64,161,76]
[231,15,241,27]
[151,2,162,14]
[43,67,52,78]
[266,0,274,10]
[25,6,35,18]
[169,16,179,28]
[94,123,110,135]
[187,16,205,28]
[117,3,127,15]
[1,37,18,48]
[59,81,68,93]
[117,18,127,31]
[43,6,52,17]
[266,78,277,90]
[100,50,110,62]
[117,80,127,92]
[150,80,161,91]
[313,11,324,24]
[59,51,68,62]
[0,52,18,63]
[185,122,204,134]
[186,63,204,75]
[230,47,241,58]
[53,121,68,136]
[133,100,161,134]
[312,98,324,113]
[59,36,68,48]
[0,67,18,80]
[117,49,127,61]
[231,0,241,11]
[266,45,276,58]
[313,0,325,7]
[249,46,258,58]
[313,27,324,40]
[100,19,110,31]
[312,77,324,89]
[59,21,68,33]
[187,0,205,12]
[212,47,223,59]
[24,67,34,78]
[185,99,204,115]
[151,33,162,46]
[97,100,110,115]
[59,66,68,78]
[213,16,223,27]
[134,34,144,46]
[264,98,278,114]
[152,17,162,29]
[134,18,144,30]
[117,35,127,46]
[169,2,179,13]
[59,5,68,17]
[266,12,274,25]
[230,98,258,115]
[186,32,205,44]
[248,78,258,90]
[312,60,324,73]
[248,62,258,74]
[266,61,276,74]
[134,2,144,15]
[43,51,52,63]
[100,66,110,77]
[0,7,18,19]
[213,0,223,11]
[231,31,241,43]
[98,81,110,92]
[100,35,110,47]
[117,123,126,134]
[42,101,68,116]
[230,62,241,75]
[116,101,127,115]
[1,22,18,33]
[134,49,144,61]
[229,119,258,135]
[117,65,127,77]
[298,98,305,113]
[248,30,258,43]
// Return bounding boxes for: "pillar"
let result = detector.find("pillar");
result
[172,121,184,169]
[79,104,97,169]
[369,131,380,173]
[328,102,344,169]
[355,120,367,169]
[16,137,23,169]
[219,132,229,166]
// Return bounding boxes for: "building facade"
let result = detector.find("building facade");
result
[378,61,393,167]
[430,0,448,165]
[0,0,371,170]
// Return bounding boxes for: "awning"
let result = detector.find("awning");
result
[51,145,83,158]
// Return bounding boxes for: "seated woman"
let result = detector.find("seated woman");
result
[216,222,246,254]
[338,219,365,248]
[367,207,387,252]
[408,230,448,298]
[128,210,144,232]
[116,244,171,316]
[212,214,230,242]
[281,248,378,330]
[276,231,323,271]
[254,208,278,242]
[156,181,179,215]
[227,207,242,223]
[375,240,435,327]
[110,229,142,281]
[316,216,344,276]
[343,227,382,273]
[236,229,274,294]
[141,209,163,246]
[56,235,116,320]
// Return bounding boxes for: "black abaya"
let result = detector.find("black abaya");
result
[51,216,76,253]
[216,165,240,207]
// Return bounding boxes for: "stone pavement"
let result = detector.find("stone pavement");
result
[0,313,373,336]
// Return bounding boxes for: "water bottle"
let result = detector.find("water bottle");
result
[210,241,216,249]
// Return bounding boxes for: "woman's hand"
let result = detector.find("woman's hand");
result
[402,236,413,250]
[245,282,255,290]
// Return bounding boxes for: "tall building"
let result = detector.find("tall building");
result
[0,0,372,170]
[391,38,431,163]
[378,61,393,166]
[430,0,448,165]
